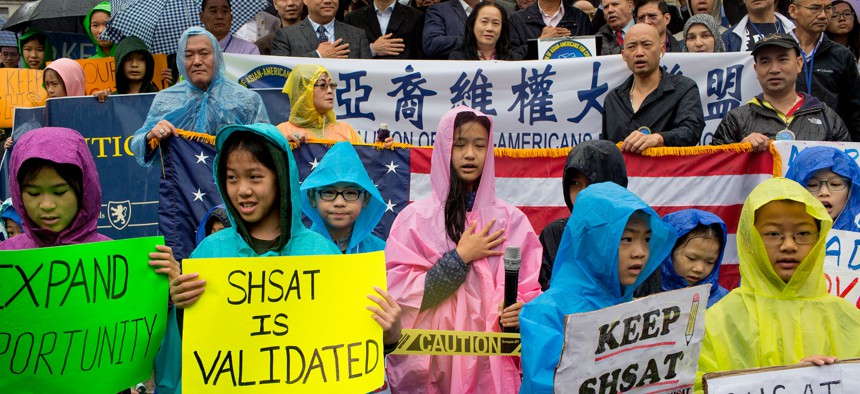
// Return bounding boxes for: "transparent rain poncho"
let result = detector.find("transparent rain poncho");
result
[130,27,269,167]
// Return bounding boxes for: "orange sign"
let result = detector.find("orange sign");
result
[0,68,47,128]
[75,54,170,94]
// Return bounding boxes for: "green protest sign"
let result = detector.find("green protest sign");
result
[0,237,169,393]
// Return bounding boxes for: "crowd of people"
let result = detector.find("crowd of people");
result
[2,0,860,393]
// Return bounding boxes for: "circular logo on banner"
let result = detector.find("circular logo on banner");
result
[637,126,652,135]
[238,65,292,88]
[543,40,592,59]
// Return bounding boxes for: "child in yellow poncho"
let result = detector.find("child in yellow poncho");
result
[695,177,860,392]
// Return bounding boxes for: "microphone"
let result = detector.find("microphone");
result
[502,247,521,334]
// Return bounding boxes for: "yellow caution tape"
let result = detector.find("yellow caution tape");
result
[391,329,521,356]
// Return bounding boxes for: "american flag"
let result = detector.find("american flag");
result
[162,136,776,289]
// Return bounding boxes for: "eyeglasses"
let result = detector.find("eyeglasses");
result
[316,189,363,201]
[314,82,338,91]
[831,10,855,19]
[0,52,19,58]
[759,231,820,246]
[804,177,850,192]
[794,3,834,14]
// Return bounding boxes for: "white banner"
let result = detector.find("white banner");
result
[704,359,860,394]
[223,53,758,148]
[555,286,709,394]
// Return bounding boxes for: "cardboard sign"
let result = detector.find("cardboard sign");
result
[703,358,860,394]
[0,68,47,128]
[0,237,169,393]
[181,251,387,393]
[555,286,709,394]
[74,54,170,95]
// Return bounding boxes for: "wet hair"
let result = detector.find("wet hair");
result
[460,2,513,60]
[444,111,492,244]
[635,0,670,17]
[217,132,281,223]
[20,34,46,48]
[17,159,84,209]
[202,0,232,12]
[672,223,723,256]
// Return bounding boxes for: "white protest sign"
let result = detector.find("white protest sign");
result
[774,140,860,176]
[555,286,709,394]
[223,53,758,148]
[703,358,860,394]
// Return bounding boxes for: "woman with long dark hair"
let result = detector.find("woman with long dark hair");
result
[827,0,860,63]
[449,2,519,60]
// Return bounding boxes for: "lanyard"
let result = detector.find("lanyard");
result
[223,34,234,51]
[748,20,783,42]
[799,46,816,94]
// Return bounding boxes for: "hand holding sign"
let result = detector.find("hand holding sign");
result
[170,272,206,309]
[799,355,838,366]
[148,244,181,281]
[367,286,403,346]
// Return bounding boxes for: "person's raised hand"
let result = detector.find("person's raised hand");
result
[456,218,506,264]
[147,120,178,143]
[367,286,403,345]
[170,272,206,309]
[318,39,350,58]
[161,69,173,87]
[741,132,771,152]
[3,137,12,150]
[371,33,405,57]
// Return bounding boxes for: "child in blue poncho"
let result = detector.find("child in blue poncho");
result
[660,209,729,307]
[786,146,860,232]
[519,182,677,394]
[0,198,24,240]
[300,141,387,254]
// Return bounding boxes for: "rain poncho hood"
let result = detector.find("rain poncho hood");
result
[300,141,386,253]
[194,203,229,246]
[114,36,158,94]
[562,139,628,211]
[283,64,337,133]
[190,123,339,258]
[385,106,542,394]
[84,1,115,58]
[683,14,725,52]
[0,128,111,250]
[520,182,677,394]
[660,209,729,307]
[785,146,860,232]
[695,178,860,392]
[0,198,24,240]
[44,58,86,97]
[130,27,269,167]
[18,29,53,69]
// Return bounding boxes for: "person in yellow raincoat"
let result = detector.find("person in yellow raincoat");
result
[277,64,362,144]
[695,177,860,392]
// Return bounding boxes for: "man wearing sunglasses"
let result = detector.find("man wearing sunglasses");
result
[789,0,860,142]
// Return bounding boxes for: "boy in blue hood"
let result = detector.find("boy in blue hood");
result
[520,182,677,394]
[0,198,24,240]
[300,142,387,253]
[786,146,860,232]
[660,209,729,307]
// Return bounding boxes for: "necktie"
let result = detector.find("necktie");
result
[616,30,623,46]
[317,25,329,43]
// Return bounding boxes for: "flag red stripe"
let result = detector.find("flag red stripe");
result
[624,150,774,177]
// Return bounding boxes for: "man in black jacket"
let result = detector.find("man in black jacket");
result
[789,0,860,141]
[509,0,594,59]
[712,34,851,149]
[344,0,425,59]
[601,23,705,153]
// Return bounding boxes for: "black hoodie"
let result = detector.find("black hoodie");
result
[536,140,659,297]
[114,36,159,94]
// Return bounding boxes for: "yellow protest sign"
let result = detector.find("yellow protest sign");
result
[182,251,387,393]
[0,68,47,128]
[71,54,170,94]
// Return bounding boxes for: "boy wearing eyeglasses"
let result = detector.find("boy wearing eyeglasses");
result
[786,145,860,231]
[694,177,860,393]
[300,141,388,254]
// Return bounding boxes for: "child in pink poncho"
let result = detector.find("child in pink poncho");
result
[385,106,542,393]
